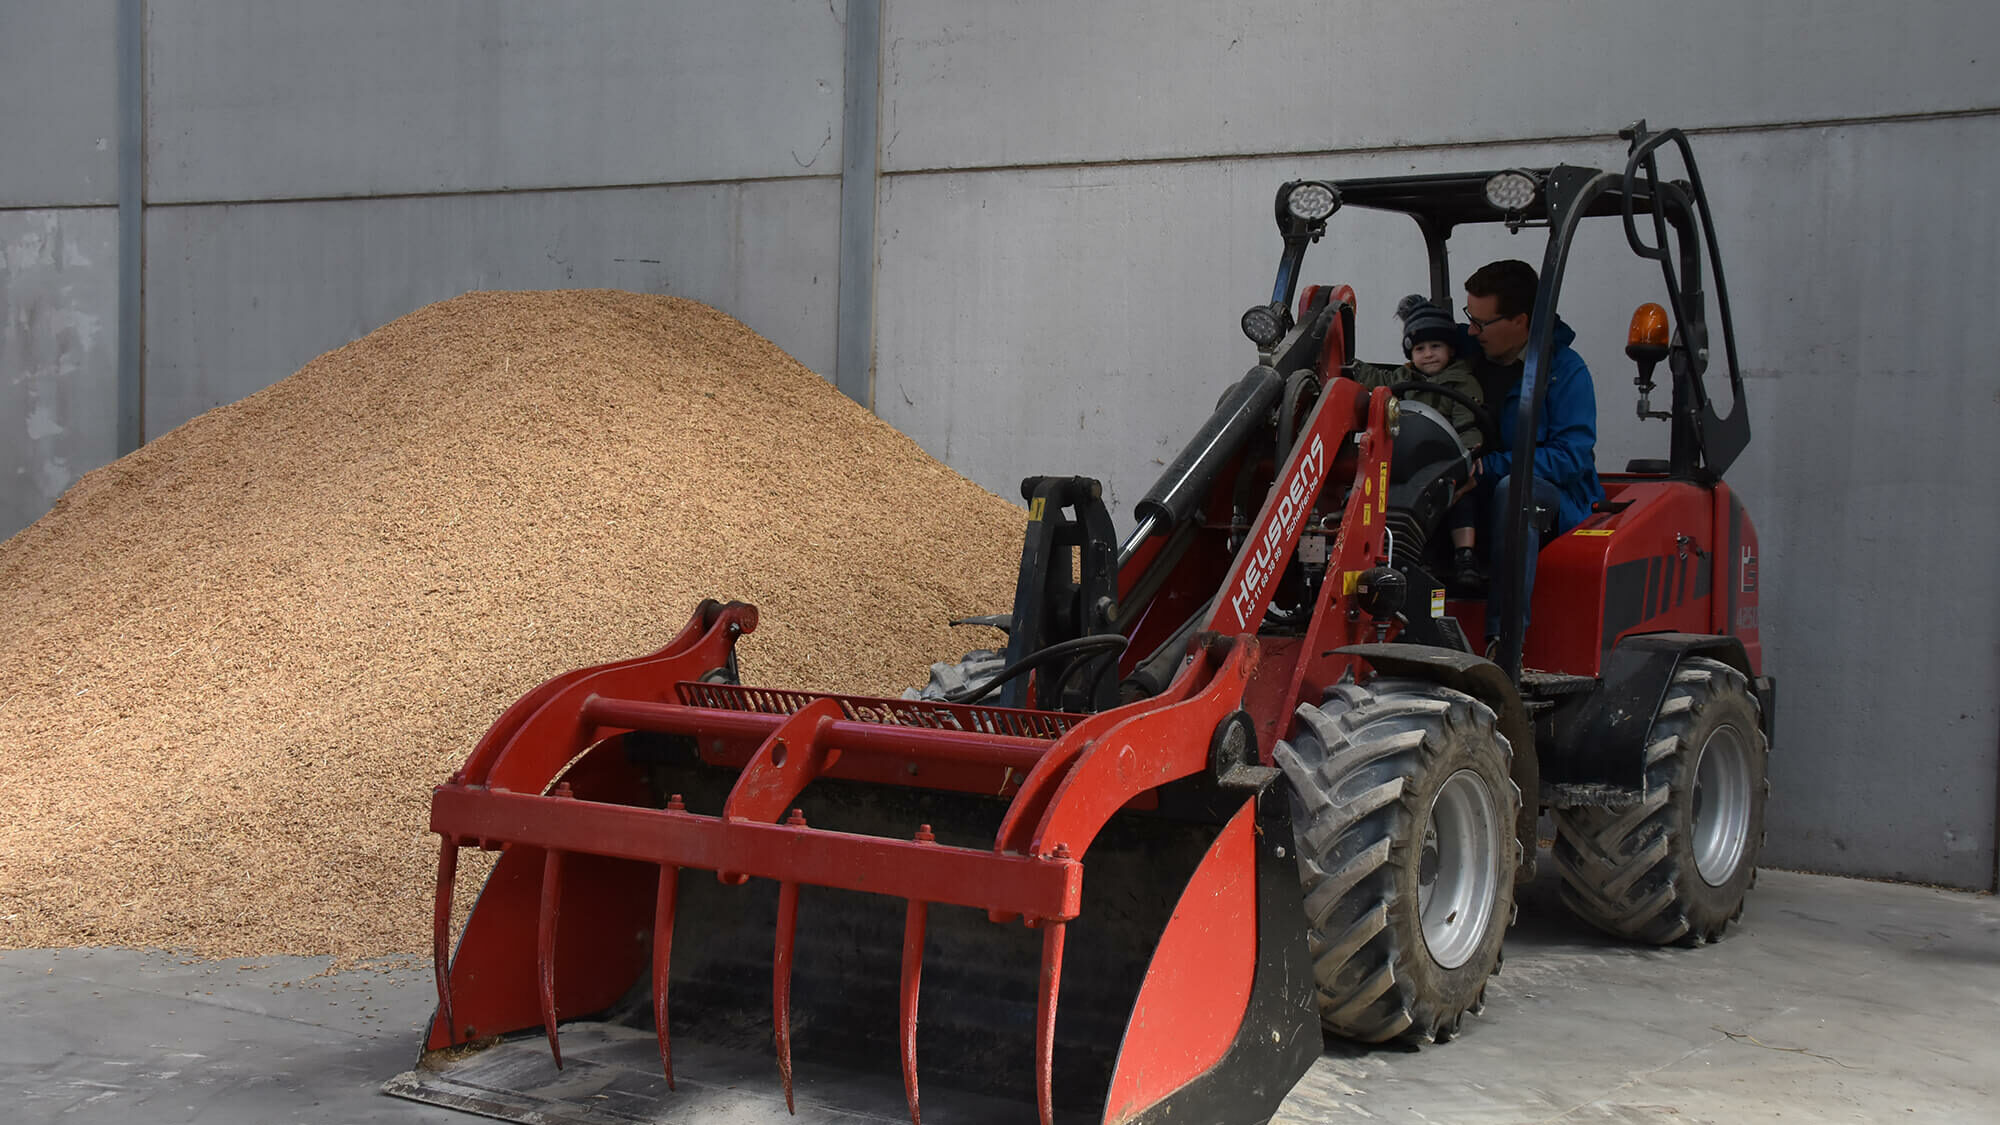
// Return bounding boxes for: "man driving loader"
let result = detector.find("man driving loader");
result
[1460,258,1604,644]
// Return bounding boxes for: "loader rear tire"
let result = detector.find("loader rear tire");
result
[1552,656,1768,946]
[1275,678,1520,1044]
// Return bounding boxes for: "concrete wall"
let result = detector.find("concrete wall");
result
[879,1,1991,170]
[2,211,121,525]
[1723,119,1999,881]
[1,0,845,535]
[0,3,120,208]
[144,180,838,436]
[3,1,1995,888]
[145,2,842,202]
[139,0,846,438]
[1,1,122,537]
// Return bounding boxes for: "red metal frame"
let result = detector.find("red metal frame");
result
[1198,374,1399,754]
[429,610,1263,1124]
[425,365,1404,1123]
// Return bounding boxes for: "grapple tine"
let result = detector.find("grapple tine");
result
[899,888,930,1125]
[900,823,937,1125]
[537,846,564,1070]
[1036,918,1067,1125]
[432,836,457,1044]
[774,808,806,1114]
[774,877,800,1113]
[652,861,681,1090]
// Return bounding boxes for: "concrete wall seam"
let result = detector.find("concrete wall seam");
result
[835,0,884,406]
[116,0,145,455]
[872,106,2000,181]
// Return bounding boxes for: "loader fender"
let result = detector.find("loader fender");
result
[1541,632,1755,805]
[1332,643,1537,880]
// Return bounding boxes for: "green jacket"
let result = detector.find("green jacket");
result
[1348,356,1484,446]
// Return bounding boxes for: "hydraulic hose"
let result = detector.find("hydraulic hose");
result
[1118,596,1215,703]
[1275,369,1320,463]
[946,634,1131,706]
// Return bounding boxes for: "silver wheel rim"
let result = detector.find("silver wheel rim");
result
[1692,724,1753,886]
[1417,768,1502,970]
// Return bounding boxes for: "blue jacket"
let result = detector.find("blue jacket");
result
[1476,318,1605,532]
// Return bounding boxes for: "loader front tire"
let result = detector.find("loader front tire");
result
[1552,656,1767,945]
[1275,678,1520,1044]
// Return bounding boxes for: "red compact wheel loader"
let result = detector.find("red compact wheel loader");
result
[390,122,1772,1124]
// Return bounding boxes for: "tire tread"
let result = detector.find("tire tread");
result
[1277,678,1520,1044]
[1551,656,1768,946]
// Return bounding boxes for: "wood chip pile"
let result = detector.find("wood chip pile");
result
[0,290,1024,961]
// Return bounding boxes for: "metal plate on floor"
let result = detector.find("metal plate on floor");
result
[383,1022,1028,1124]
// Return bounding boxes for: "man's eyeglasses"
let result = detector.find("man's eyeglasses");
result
[1463,307,1520,331]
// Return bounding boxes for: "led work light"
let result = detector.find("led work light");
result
[1284,181,1339,223]
[1483,170,1540,213]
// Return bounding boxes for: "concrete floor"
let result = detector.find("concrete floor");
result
[3,866,1994,1124]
